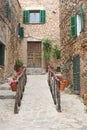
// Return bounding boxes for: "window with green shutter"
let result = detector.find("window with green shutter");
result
[30,11,40,23]
[23,10,46,24]
[20,27,24,39]
[0,44,5,66]
[23,10,29,24]
[70,4,84,38]
[6,2,11,21]
[71,14,77,37]
[40,10,46,23]
[73,55,80,94]
[17,24,24,39]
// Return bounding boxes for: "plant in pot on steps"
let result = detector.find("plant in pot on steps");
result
[14,59,23,75]
[8,77,17,91]
[43,38,52,72]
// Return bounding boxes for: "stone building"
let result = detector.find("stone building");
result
[0,0,23,82]
[59,0,87,96]
[18,0,60,73]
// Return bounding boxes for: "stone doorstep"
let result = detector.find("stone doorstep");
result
[27,68,46,75]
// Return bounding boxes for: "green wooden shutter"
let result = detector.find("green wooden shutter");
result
[0,45,5,66]
[20,27,24,39]
[6,2,11,20]
[73,56,80,94]
[40,10,46,23]
[80,4,84,31]
[23,10,29,24]
[6,2,9,18]
[71,14,77,37]
[8,8,11,20]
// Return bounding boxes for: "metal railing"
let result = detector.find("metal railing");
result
[14,68,27,114]
[48,66,61,112]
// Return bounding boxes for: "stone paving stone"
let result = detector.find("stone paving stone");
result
[0,74,87,130]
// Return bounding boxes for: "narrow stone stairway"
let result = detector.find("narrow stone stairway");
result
[0,74,87,130]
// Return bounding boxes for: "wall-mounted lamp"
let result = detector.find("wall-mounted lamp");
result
[52,11,56,14]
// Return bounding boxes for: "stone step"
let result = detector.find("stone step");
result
[0,87,16,99]
[0,83,11,90]
[26,68,46,75]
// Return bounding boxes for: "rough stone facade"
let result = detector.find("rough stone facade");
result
[0,0,22,82]
[18,0,60,70]
[59,0,87,96]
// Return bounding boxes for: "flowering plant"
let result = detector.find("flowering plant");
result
[8,79,17,86]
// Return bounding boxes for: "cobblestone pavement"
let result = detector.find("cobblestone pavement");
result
[0,74,87,130]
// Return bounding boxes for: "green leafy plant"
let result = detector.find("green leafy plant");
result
[43,39,52,71]
[15,60,23,67]
[53,45,61,59]
[56,66,61,72]
[14,59,23,72]
[43,38,52,61]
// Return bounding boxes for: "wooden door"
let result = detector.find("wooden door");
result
[27,42,41,67]
[73,55,80,94]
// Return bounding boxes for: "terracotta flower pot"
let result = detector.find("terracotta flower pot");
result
[10,83,17,91]
[60,82,65,90]
[17,67,23,75]
[63,80,68,87]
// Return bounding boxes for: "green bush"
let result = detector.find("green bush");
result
[43,38,52,61]
[53,45,61,59]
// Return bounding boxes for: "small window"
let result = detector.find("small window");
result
[23,10,46,24]
[77,15,81,36]
[17,23,24,39]
[6,1,11,21]
[70,4,84,37]
[30,11,40,23]
[20,27,24,39]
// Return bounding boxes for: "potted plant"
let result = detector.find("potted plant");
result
[53,45,61,59]
[14,59,23,72]
[43,38,52,71]
[60,80,65,90]
[8,79,17,91]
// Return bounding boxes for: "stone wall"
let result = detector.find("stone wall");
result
[5,0,22,77]
[60,0,87,96]
[0,0,22,81]
[18,0,60,69]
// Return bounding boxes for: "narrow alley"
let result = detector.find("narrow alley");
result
[0,74,87,130]
[0,0,87,129]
